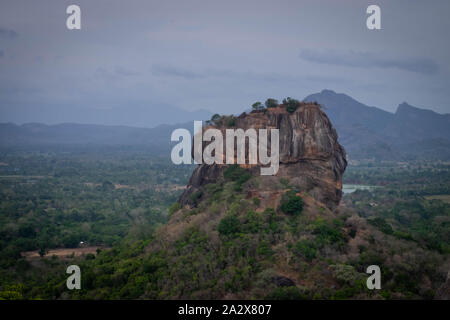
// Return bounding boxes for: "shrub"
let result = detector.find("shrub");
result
[211,114,221,123]
[226,117,236,127]
[279,177,290,188]
[85,253,95,260]
[189,191,203,206]
[265,98,279,108]
[252,101,264,111]
[143,255,168,273]
[332,287,358,299]
[223,164,252,191]
[295,240,317,260]
[102,180,115,191]
[168,202,181,216]
[253,197,261,206]
[38,247,48,257]
[279,190,303,215]
[282,97,300,113]
[312,219,346,246]
[224,164,245,180]
[257,241,273,257]
[393,231,413,241]
[394,273,419,293]
[261,208,280,234]
[218,215,241,236]
[209,114,237,127]
[62,234,80,248]
[2,290,23,300]
[243,210,262,233]
[265,286,307,300]
[368,217,393,235]
[330,264,362,286]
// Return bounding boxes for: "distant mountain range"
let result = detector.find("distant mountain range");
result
[0,122,194,155]
[0,102,211,128]
[1,90,449,160]
[304,90,450,160]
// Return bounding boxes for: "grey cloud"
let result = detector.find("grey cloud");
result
[151,64,350,85]
[205,68,349,84]
[0,27,18,39]
[94,67,140,80]
[1,0,449,118]
[115,66,140,77]
[152,65,205,79]
[93,67,118,81]
[153,65,296,82]
[300,49,439,75]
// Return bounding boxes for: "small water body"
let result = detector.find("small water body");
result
[342,184,376,194]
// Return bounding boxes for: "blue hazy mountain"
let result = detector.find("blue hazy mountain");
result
[0,122,195,157]
[304,90,450,160]
[0,102,211,128]
[1,90,450,160]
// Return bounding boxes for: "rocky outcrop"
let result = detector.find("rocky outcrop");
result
[179,103,347,210]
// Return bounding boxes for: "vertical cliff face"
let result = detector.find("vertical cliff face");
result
[179,103,347,210]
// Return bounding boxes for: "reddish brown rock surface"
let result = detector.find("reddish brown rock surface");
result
[179,103,347,210]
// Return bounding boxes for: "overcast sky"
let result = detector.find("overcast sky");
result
[1,0,449,121]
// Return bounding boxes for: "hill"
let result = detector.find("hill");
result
[304,90,450,160]
[2,99,448,300]
[26,101,447,300]
[2,90,449,161]
[0,103,211,128]
[0,122,195,155]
